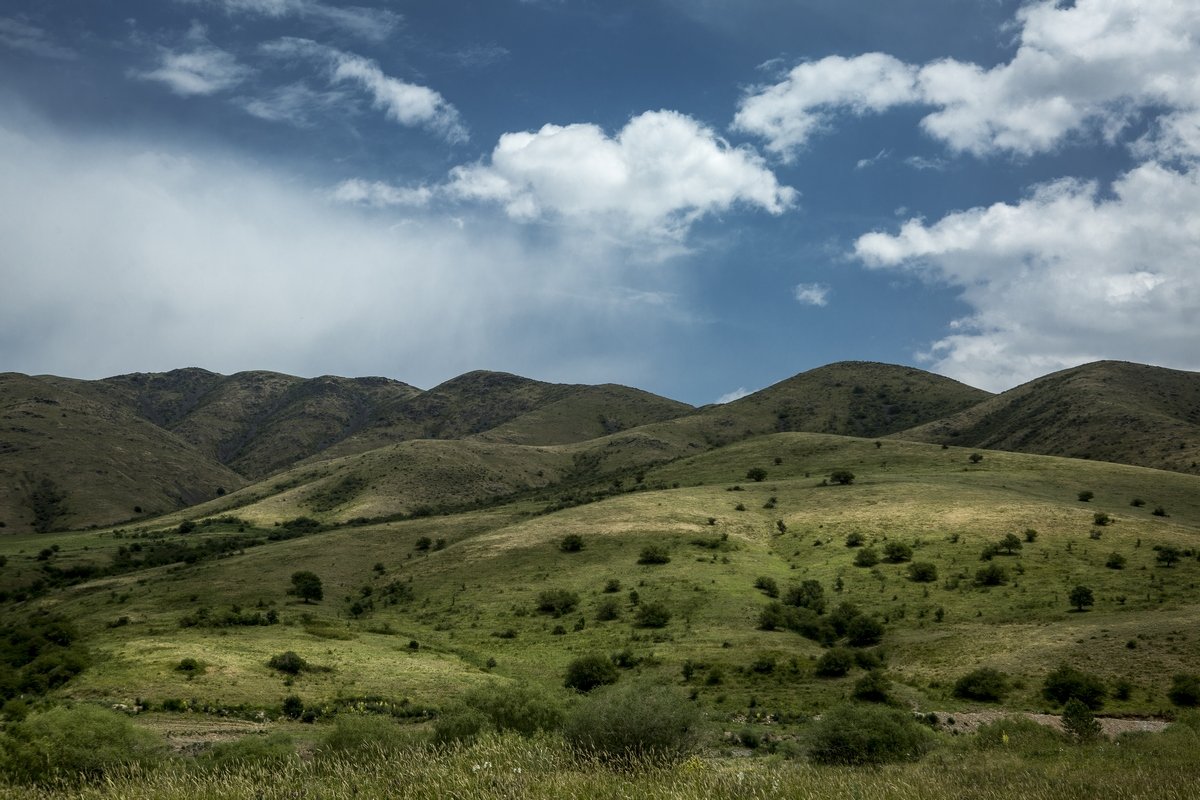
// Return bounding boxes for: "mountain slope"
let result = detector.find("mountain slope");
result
[0,373,244,532]
[895,361,1200,475]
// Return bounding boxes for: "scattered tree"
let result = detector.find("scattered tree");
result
[999,533,1023,555]
[634,602,671,628]
[845,531,865,548]
[907,562,938,583]
[1168,674,1200,707]
[1042,664,1106,709]
[288,571,323,603]
[746,467,768,482]
[1061,698,1101,741]
[563,654,619,693]
[968,453,983,464]
[815,648,854,677]
[882,541,913,563]
[783,580,826,614]
[953,667,1009,702]
[975,563,1008,586]
[536,588,580,617]
[753,576,779,598]
[1078,490,1094,502]
[1093,512,1111,526]
[637,545,671,565]
[829,470,856,485]
[854,548,880,568]
[1068,585,1095,612]
[1105,552,1127,570]
[559,534,584,553]
[1157,545,1182,567]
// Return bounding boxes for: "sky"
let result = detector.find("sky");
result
[1,0,1198,404]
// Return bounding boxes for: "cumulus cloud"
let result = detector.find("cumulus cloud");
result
[793,283,830,307]
[0,117,679,389]
[132,25,251,96]
[735,0,1200,160]
[447,110,794,244]
[263,38,466,141]
[203,0,400,41]
[854,162,1200,390]
[0,16,76,60]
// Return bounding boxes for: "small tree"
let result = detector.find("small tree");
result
[999,533,1023,555]
[845,531,865,548]
[852,670,893,703]
[854,547,880,568]
[753,576,779,598]
[634,601,672,628]
[1093,512,1111,527]
[1078,490,1094,502]
[1061,698,1101,741]
[815,648,854,677]
[1024,528,1038,543]
[536,588,580,617]
[746,467,768,482]
[968,453,983,464]
[1156,545,1182,567]
[975,563,1008,586]
[846,615,885,647]
[637,545,671,565]
[1105,552,1127,569]
[783,580,826,613]
[559,534,584,553]
[288,571,323,603]
[829,470,855,485]
[953,667,1009,702]
[1168,674,1200,707]
[1068,585,1095,612]
[1042,664,1106,709]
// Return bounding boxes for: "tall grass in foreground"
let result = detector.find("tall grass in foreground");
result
[4,721,1199,800]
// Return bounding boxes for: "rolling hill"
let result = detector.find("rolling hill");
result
[895,361,1200,475]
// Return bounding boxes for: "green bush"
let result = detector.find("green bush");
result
[267,651,308,675]
[1106,552,1127,569]
[634,602,671,628]
[845,532,865,548]
[564,654,620,693]
[845,615,885,647]
[975,563,1008,586]
[559,534,584,553]
[907,562,938,582]
[746,467,768,482]
[637,545,671,565]
[0,705,165,784]
[205,732,296,769]
[753,576,779,597]
[852,670,893,703]
[320,715,414,755]
[1061,698,1101,741]
[536,588,580,617]
[829,470,855,485]
[953,667,1009,702]
[595,598,621,621]
[806,704,934,765]
[431,707,493,745]
[882,541,913,563]
[563,682,699,762]
[783,580,826,613]
[1168,674,1200,707]
[974,716,1064,754]
[1042,664,1106,709]
[815,648,855,678]
[460,684,563,737]
[854,548,879,568]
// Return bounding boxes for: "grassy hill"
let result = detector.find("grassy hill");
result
[896,361,1200,475]
[0,373,244,534]
[6,434,1197,721]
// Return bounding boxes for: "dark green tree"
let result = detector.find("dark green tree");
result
[288,571,323,603]
[1069,585,1095,612]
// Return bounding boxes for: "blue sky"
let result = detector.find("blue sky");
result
[1,0,1197,404]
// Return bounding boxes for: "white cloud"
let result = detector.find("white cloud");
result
[716,387,751,404]
[330,178,433,208]
[735,0,1200,160]
[0,116,679,389]
[263,38,467,142]
[447,110,794,244]
[732,53,918,161]
[0,16,76,60]
[205,1,401,41]
[132,25,251,96]
[239,82,350,126]
[854,162,1200,391]
[855,148,889,170]
[793,282,830,306]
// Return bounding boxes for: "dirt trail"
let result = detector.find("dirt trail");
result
[937,710,1169,737]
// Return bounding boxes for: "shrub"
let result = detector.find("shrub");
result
[637,545,671,565]
[753,576,779,597]
[845,615,885,647]
[999,533,1023,554]
[1078,490,1094,502]
[1061,698,1101,741]
[882,541,913,563]
[603,578,621,593]
[746,467,767,482]
[564,682,699,761]
[634,602,671,628]
[266,651,308,675]
[564,654,619,692]
[845,531,865,548]
[1152,506,1168,517]
[1157,545,1182,567]
[559,534,584,553]
[975,563,1008,586]
[1168,674,1200,707]
[205,732,296,769]
[537,588,580,617]
[1024,528,1039,542]
[854,548,880,568]
[175,657,202,675]
[953,667,1009,702]
[1093,512,1111,526]
[595,598,621,622]
[907,562,938,582]
[0,705,164,784]
[829,470,855,485]
[806,705,934,765]
[320,715,412,754]
[968,453,983,464]
[431,707,492,745]
[1042,664,1106,709]
[281,695,304,719]
[853,670,893,703]
[783,580,826,613]
[450,684,563,740]
[815,648,855,677]
[1106,552,1127,569]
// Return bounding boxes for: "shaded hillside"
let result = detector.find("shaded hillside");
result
[320,371,693,458]
[686,361,991,447]
[49,369,421,479]
[0,373,244,533]
[896,361,1200,475]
